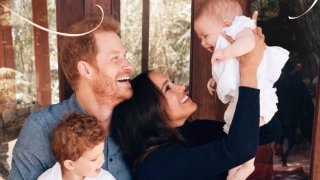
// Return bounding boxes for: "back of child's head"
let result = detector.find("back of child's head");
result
[51,113,106,165]
[195,0,243,22]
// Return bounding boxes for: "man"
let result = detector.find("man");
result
[9,17,132,180]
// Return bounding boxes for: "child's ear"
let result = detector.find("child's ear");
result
[63,160,75,170]
[223,19,231,27]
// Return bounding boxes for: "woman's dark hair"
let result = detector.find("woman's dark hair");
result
[111,70,184,170]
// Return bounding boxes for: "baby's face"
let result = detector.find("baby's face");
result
[72,142,105,178]
[194,15,223,52]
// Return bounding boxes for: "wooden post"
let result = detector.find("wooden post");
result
[141,0,149,72]
[0,27,3,67]
[190,0,232,120]
[190,0,249,120]
[0,26,15,68]
[238,0,249,16]
[311,73,320,179]
[32,0,51,107]
[84,0,120,21]
[56,0,85,101]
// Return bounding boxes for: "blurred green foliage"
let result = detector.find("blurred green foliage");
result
[121,0,191,85]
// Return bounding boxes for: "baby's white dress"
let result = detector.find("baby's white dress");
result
[37,162,116,180]
[212,16,289,133]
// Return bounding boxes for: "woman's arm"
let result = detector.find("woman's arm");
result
[179,120,226,146]
[180,116,281,146]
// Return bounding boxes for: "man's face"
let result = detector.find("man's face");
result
[89,31,133,107]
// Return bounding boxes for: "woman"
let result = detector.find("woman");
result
[112,28,280,179]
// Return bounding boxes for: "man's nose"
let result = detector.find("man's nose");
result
[123,58,133,71]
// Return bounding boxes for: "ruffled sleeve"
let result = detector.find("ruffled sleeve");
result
[223,16,256,40]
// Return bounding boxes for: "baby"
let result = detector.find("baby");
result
[38,113,115,180]
[194,0,289,179]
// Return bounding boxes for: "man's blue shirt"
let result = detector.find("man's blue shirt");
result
[9,94,132,180]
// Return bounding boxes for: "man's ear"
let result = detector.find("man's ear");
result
[77,60,92,79]
[63,160,75,170]
[223,19,231,27]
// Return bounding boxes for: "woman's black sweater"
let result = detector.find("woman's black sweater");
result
[138,87,280,180]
